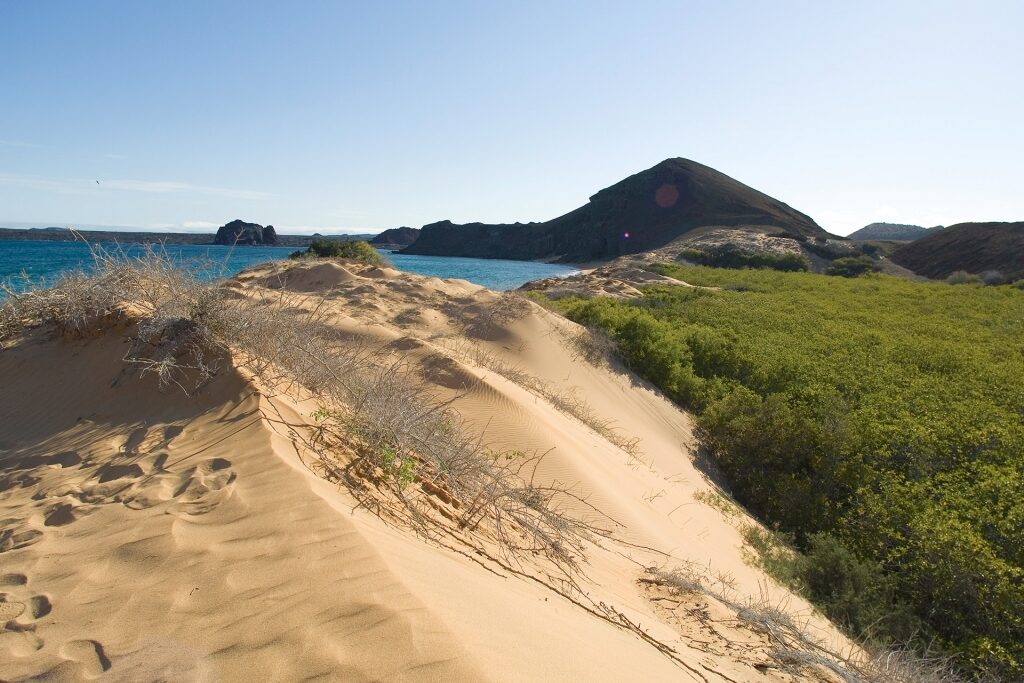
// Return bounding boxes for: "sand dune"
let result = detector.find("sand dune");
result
[1,258,854,682]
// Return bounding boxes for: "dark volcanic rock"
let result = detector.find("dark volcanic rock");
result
[891,222,1024,279]
[401,158,829,262]
[214,219,279,246]
[370,226,420,248]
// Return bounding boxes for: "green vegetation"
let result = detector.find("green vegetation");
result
[681,245,810,272]
[946,271,983,285]
[826,255,881,277]
[543,264,1024,679]
[290,239,386,265]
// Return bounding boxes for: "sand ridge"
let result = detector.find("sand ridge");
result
[1,258,853,681]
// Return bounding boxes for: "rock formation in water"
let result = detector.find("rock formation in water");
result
[214,219,279,246]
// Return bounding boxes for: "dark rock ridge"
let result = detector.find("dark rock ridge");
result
[214,219,279,246]
[892,222,1024,280]
[370,226,420,248]
[0,226,375,247]
[401,158,830,262]
[848,222,943,241]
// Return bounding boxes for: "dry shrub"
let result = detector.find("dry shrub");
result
[567,324,617,367]
[643,565,976,683]
[459,291,533,338]
[1,245,605,572]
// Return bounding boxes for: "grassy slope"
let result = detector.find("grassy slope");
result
[543,265,1024,678]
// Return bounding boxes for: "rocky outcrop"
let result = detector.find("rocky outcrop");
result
[214,219,279,246]
[401,158,830,262]
[369,227,420,249]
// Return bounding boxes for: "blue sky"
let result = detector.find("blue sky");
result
[1,1,1021,235]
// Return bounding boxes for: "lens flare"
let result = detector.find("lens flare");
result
[655,183,679,208]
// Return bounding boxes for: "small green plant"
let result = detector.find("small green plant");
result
[742,525,800,589]
[395,456,416,489]
[379,444,399,471]
[826,255,880,277]
[946,270,982,285]
[376,444,417,489]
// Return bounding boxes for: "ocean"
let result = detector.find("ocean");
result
[0,241,577,293]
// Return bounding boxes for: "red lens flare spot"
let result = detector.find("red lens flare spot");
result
[655,183,679,208]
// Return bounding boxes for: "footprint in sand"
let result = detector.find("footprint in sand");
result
[59,639,111,677]
[0,573,28,587]
[75,452,171,510]
[0,575,50,656]
[0,598,26,622]
[43,502,80,527]
[0,595,51,623]
[28,594,52,619]
[171,457,236,515]
[0,526,43,553]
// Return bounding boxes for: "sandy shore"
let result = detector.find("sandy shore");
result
[1,259,851,681]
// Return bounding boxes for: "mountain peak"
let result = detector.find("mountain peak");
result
[403,158,828,262]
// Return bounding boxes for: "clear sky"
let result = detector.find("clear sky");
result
[2,1,1022,235]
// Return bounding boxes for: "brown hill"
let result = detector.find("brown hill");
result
[891,221,1024,279]
[401,158,830,262]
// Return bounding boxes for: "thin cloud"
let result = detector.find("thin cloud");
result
[276,225,378,234]
[183,220,219,229]
[99,179,272,200]
[0,173,272,200]
[0,173,79,193]
[0,140,44,148]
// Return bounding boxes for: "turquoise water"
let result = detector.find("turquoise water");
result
[0,241,577,292]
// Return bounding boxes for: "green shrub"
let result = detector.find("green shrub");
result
[680,245,810,272]
[826,255,880,277]
[947,270,982,285]
[542,265,1024,678]
[796,533,915,639]
[290,239,386,265]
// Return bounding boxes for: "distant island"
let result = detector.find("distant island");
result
[0,220,377,248]
[213,219,279,245]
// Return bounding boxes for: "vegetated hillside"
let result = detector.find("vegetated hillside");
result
[892,221,1024,279]
[370,226,420,248]
[402,158,830,262]
[537,266,1024,679]
[847,222,942,241]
